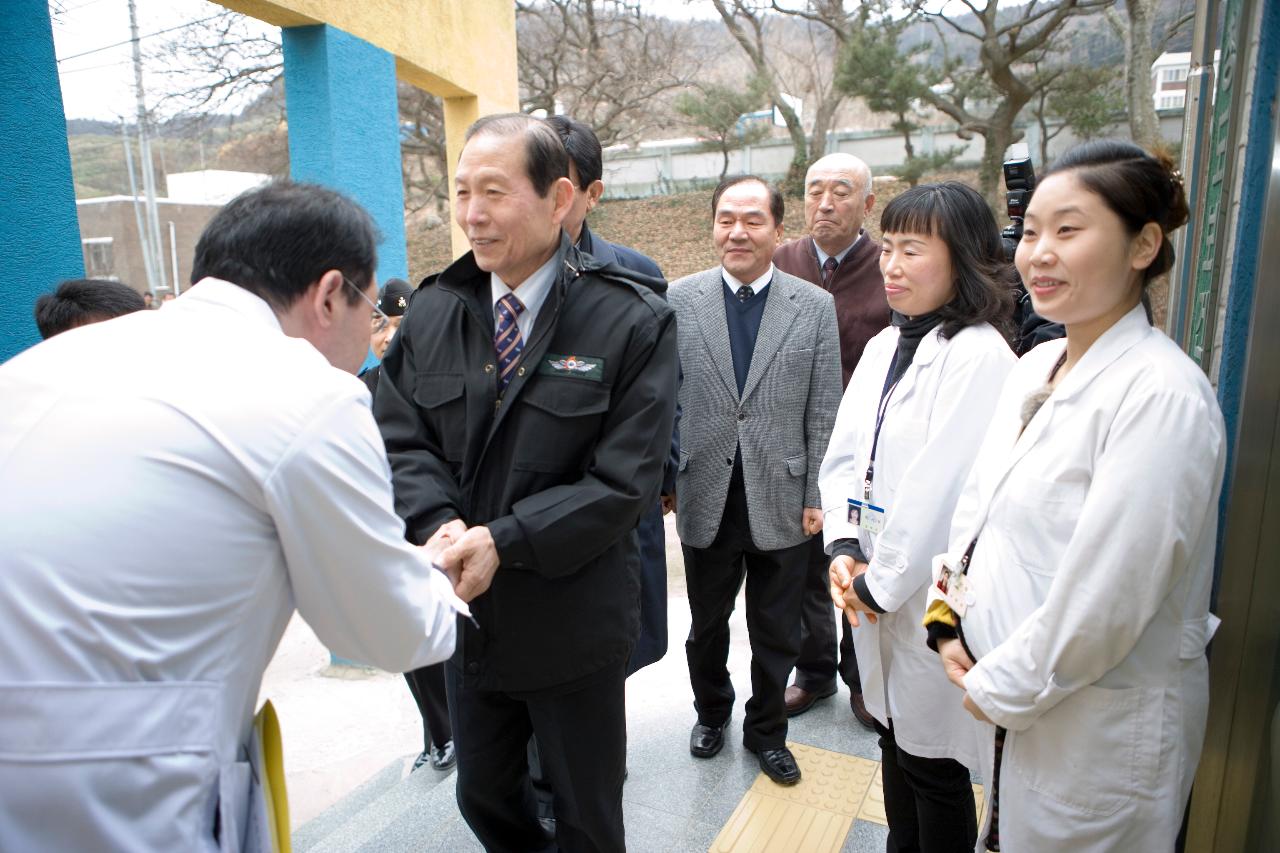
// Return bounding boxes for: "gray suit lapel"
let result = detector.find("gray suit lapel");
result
[740,275,799,403]
[691,272,740,399]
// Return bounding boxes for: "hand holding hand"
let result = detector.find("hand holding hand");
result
[802,507,823,536]
[840,560,878,627]
[829,555,855,611]
[937,638,976,690]
[423,519,467,583]
[439,525,500,602]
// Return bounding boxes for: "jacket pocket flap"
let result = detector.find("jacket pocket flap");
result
[785,454,805,476]
[413,373,464,408]
[521,378,611,417]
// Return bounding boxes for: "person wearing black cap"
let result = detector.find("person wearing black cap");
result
[361,278,457,772]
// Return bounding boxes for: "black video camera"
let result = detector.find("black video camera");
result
[1001,144,1035,263]
[1001,144,1064,353]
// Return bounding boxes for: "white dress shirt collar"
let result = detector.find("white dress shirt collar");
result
[182,277,283,332]
[813,230,865,270]
[720,264,775,296]
[491,254,559,341]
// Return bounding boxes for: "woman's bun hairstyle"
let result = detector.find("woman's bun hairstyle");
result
[1041,140,1190,283]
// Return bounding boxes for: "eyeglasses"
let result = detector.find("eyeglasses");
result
[343,276,390,333]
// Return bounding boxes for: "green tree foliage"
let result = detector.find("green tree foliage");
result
[836,10,961,186]
[675,78,771,181]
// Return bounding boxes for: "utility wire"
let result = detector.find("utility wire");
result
[56,13,223,64]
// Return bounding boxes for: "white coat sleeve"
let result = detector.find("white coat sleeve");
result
[863,343,1014,614]
[263,392,458,673]
[964,388,1225,731]
[819,374,869,550]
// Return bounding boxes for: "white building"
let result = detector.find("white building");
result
[1152,51,1221,112]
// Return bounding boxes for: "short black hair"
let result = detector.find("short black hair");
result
[1041,139,1189,285]
[34,278,146,339]
[880,181,1015,339]
[190,180,380,310]
[464,113,569,198]
[711,175,784,226]
[545,115,603,189]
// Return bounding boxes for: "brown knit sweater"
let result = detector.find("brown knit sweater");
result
[773,234,891,388]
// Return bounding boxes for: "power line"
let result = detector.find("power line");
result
[59,58,134,74]
[56,13,223,64]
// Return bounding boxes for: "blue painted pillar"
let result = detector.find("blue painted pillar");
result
[0,1,84,362]
[282,25,408,286]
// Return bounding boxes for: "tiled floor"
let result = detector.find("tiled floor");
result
[290,516,980,851]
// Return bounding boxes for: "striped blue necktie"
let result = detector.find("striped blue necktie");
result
[494,293,526,393]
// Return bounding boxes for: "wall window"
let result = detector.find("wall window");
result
[82,238,114,279]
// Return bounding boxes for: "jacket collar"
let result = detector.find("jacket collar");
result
[577,223,619,266]
[1048,302,1153,403]
[886,323,945,412]
[974,302,1153,530]
[690,268,800,404]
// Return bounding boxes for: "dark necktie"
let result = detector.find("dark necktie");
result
[494,293,526,393]
[735,285,754,302]
[821,255,839,288]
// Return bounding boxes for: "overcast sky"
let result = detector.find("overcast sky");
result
[51,0,724,122]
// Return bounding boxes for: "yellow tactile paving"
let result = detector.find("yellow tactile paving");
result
[709,743,878,853]
[711,743,987,852]
[856,772,986,828]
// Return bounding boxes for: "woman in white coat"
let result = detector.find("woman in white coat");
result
[926,140,1226,851]
[823,181,1016,852]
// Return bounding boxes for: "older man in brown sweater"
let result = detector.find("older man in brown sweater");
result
[773,152,890,727]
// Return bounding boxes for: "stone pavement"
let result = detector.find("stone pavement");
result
[262,516,904,851]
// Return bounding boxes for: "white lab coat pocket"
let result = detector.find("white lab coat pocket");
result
[996,475,1087,577]
[1008,683,1162,817]
[218,761,252,853]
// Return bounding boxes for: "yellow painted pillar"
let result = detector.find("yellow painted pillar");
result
[442,95,478,258]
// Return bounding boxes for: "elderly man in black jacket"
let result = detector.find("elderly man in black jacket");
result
[374,113,678,853]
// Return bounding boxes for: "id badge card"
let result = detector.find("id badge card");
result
[848,498,886,534]
[931,553,975,618]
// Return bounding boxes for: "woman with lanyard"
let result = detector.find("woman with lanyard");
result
[924,140,1226,851]
[823,181,1016,852]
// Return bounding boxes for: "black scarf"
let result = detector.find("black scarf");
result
[882,309,944,396]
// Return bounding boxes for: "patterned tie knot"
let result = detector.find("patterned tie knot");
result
[735,285,754,302]
[497,293,525,321]
[823,256,838,272]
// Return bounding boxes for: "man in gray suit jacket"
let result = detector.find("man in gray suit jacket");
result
[665,175,842,786]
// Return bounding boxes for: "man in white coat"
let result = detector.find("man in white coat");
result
[0,181,461,852]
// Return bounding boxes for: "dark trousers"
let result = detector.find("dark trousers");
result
[875,720,977,853]
[403,662,451,750]
[794,536,862,693]
[627,500,669,676]
[683,478,807,750]
[448,660,627,853]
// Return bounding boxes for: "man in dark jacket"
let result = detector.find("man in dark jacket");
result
[547,114,675,677]
[772,153,890,730]
[374,114,678,853]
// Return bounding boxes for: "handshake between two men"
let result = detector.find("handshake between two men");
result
[426,519,499,603]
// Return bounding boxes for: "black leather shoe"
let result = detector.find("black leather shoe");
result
[429,739,456,771]
[849,692,876,731]
[410,750,430,772]
[784,684,837,717]
[689,720,728,758]
[750,745,801,785]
